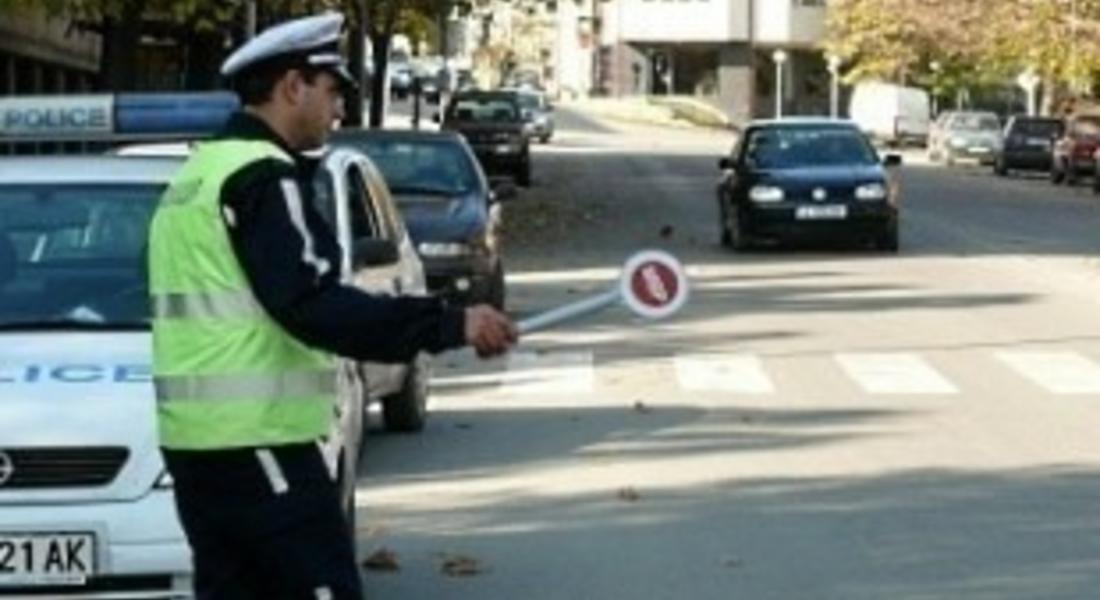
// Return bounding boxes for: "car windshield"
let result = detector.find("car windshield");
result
[517,94,542,110]
[0,184,160,329]
[449,97,519,122]
[744,126,879,169]
[952,114,1000,131]
[358,139,479,197]
[1011,119,1062,137]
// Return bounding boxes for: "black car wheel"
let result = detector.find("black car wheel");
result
[516,159,532,187]
[380,354,430,433]
[994,158,1008,176]
[484,259,506,310]
[875,224,899,253]
[1092,171,1100,195]
[539,134,551,144]
[729,210,751,252]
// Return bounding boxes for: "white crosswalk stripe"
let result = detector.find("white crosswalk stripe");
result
[834,353,958,395]
[498,351,594,395]
[674,354,774,393]
[996,351,1100,394]
[434,348,1100,399]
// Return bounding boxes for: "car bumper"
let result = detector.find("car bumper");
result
[1001,150,1052,170]
[423,254,495,302]
[0,490,191,598]
[947,146,998,162]
[745,203,897,242]
[470,146,526,170]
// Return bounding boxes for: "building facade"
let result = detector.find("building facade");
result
[0,8,100,97]
[597,0,830,123]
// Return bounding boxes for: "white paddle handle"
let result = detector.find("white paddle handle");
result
[517,289,621,335]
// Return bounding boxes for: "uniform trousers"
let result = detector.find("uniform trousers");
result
[162,442,363,599]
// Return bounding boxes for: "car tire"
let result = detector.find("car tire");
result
[337,452,358,541]
[876,225,899,253]
[1092,173,1100,195]
[994,159,1008,176]
[729,212,751,252]
[539,135,551,144]
[380,354,430,433]
[485,259,506,310]
[516,160,532,187]
[1066,164,1078,185]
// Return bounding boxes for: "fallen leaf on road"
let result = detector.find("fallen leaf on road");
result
[440,554,487,577]
[454,422,474,430]
[722,556,743,568]
[617,487,641,502]
[659,224,675,239]
[633,401,653,414]
[361,548,400,572]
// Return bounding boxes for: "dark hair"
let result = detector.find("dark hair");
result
[231,55,324,106]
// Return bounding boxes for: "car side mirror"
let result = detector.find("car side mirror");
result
[718,157,736,171]
[352,237,399,269]
[432,113,441,124]
[491,180,518,202]
[883,154,903,167]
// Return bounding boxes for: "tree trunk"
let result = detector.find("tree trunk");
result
[369,33,391,128]
[97,1,145,91]
[346,0,367,127]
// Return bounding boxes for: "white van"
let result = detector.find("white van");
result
[848,82,931,147]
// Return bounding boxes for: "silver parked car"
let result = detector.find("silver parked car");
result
[927,111,1004,166]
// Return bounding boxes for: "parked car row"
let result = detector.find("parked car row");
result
[929,109,1100,194]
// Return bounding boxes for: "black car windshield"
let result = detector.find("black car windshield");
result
[358,139,480,197]
[0,184,160,329]
[449,97,519,122]
[744,126,879,169]
[1010,119,1063,137]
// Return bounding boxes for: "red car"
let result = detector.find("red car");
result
[1051,113,1100,185]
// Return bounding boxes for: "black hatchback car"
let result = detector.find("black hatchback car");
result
[994,116,1064,176]
[331,129,511,308]
[439,90,531,186]
[717,119,901,251]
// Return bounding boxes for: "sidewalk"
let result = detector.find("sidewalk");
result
[564,96,735,132]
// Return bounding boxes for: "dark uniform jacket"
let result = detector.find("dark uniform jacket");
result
[217,111,466,361]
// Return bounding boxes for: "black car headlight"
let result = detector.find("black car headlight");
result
[854,183,888,201]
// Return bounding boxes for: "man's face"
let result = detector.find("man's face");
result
[291,70,346,150]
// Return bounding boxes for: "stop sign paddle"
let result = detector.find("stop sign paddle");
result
[517,250,689,335]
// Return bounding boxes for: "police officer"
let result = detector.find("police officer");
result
[147,12,517,599]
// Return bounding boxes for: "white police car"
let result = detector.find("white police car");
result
[0,94,429,597]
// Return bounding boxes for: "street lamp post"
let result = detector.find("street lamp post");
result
[773,49,788,119]
[826,54,841,119]
[1017,69,1041,116]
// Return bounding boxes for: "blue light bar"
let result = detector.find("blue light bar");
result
[114,92,238,136]
[0,92,239,141]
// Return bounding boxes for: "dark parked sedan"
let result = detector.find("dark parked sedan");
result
[331,129,510,308]
[440,90,531,186]
[717,119,901,251]
[994,116,1063,176]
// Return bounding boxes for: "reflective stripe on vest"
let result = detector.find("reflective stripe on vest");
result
[152,290,264,320]
[154,369,338,403]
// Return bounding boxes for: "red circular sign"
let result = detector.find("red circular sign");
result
[630,261,680,308]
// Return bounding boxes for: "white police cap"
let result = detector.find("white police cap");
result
[221,12,354,85]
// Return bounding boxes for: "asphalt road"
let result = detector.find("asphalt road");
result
[354,106,1100,599]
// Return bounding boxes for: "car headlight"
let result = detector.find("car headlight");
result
[418,242,471,257]
[949,137,968,148]
[154,470,174,490]
[855,183,888,201]
[749,185,785,203]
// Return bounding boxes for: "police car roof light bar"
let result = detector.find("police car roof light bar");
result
[0,92,239,143]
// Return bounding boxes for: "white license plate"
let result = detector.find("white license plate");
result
[1026,138,1050,148]
[0,533,95,586]
[795,205,848,220]
[493,144,513,154]
[969,146,991,154]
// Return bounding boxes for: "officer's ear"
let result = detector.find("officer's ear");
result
[280,68,310,107]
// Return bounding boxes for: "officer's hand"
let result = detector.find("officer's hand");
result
[464,305,518,358]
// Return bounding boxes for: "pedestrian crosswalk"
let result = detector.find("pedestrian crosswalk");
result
[433,348,1100,398]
